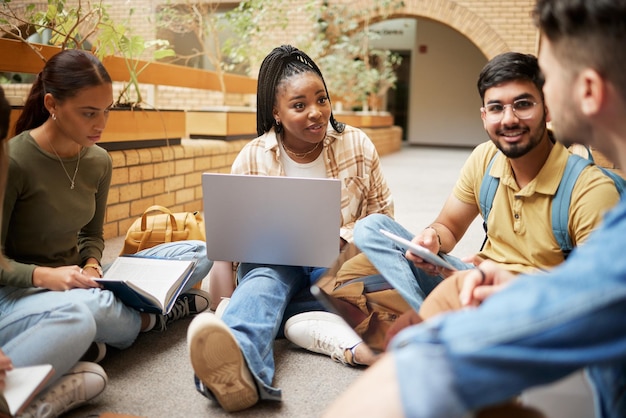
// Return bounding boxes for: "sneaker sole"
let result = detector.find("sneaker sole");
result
[188,315,259,412]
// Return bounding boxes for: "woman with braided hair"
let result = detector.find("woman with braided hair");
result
[188,45,393,412]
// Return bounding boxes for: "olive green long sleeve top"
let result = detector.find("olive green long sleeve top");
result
[1,131,112,287]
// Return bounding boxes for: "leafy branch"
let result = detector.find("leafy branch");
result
[0,0,175,107]
[156,1,228,101]
[297,0,405,110]
[94,9,175,107]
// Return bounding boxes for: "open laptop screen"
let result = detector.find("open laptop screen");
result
[202,173,341,267]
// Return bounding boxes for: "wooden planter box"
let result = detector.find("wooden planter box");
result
[334,112,394,128]
[186,107,256,141]
[7,107,186,151]
[186,109,394,141]
[99,109,186,151]
[1,39,257,148]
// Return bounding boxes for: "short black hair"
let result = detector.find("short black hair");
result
[477,52,545,102]
[533,0,626,102]
[256,45,344,136]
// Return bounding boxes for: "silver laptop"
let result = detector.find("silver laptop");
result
[202,173,341,267]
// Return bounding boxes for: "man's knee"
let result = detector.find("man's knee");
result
[419,274,466,320]
[354,213,392,242]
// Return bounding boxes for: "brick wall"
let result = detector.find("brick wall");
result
[92,0,540,110]
[282,0,537,60]
[326,0,537,58]
[105,139,248,239]
[81,0,541,60]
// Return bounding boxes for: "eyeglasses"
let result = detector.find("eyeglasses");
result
[481,99,539,123]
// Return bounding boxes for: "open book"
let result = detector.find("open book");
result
[0,364,54,417]
[97,256,197,315]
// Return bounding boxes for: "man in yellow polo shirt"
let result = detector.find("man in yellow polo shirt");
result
[350,51,619,314]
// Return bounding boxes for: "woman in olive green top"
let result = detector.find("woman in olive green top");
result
[1,50,212,356]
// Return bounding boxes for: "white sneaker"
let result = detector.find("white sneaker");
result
[21,361,107,418]
[284,311,363,366]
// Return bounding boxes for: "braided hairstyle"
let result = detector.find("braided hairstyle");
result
[15,49,112,135]
[256,45,344,136]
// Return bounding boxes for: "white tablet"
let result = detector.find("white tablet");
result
[379,229,457,271]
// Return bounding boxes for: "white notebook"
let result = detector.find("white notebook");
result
[2,364,54,416]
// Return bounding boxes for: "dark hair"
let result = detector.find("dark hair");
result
[533,0,626,102]
[477,52,545,102]
[0,86,9,141]
[256,45,344,136]
[15,49,112,135]
[0,87,9,268]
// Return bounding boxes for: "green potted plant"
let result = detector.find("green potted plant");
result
[0,0,175,108]
[297,0,404,112]
[0,0,190,149]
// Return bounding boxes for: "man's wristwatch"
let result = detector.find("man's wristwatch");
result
[83,263,103,278]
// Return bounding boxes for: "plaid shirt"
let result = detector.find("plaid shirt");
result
[232,125,394,243]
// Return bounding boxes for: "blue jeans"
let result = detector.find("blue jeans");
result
[0,285,141,350]
[389,200,626,418]
[0,301,96,389]
[207,263,321,401]
[353,214,472,310]
[0,240,211,353]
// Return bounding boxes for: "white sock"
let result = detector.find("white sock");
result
[349,342,366,365]
[142,314,157,332]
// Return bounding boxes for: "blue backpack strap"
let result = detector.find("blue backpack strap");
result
[479,149,624,259]
[479,153,500,221]
[583,145,626,194]
[478,153,500,250]
[555,152,626,258]
[552,154,593,257]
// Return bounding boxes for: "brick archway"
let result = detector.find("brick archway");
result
[374,0,511,59]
